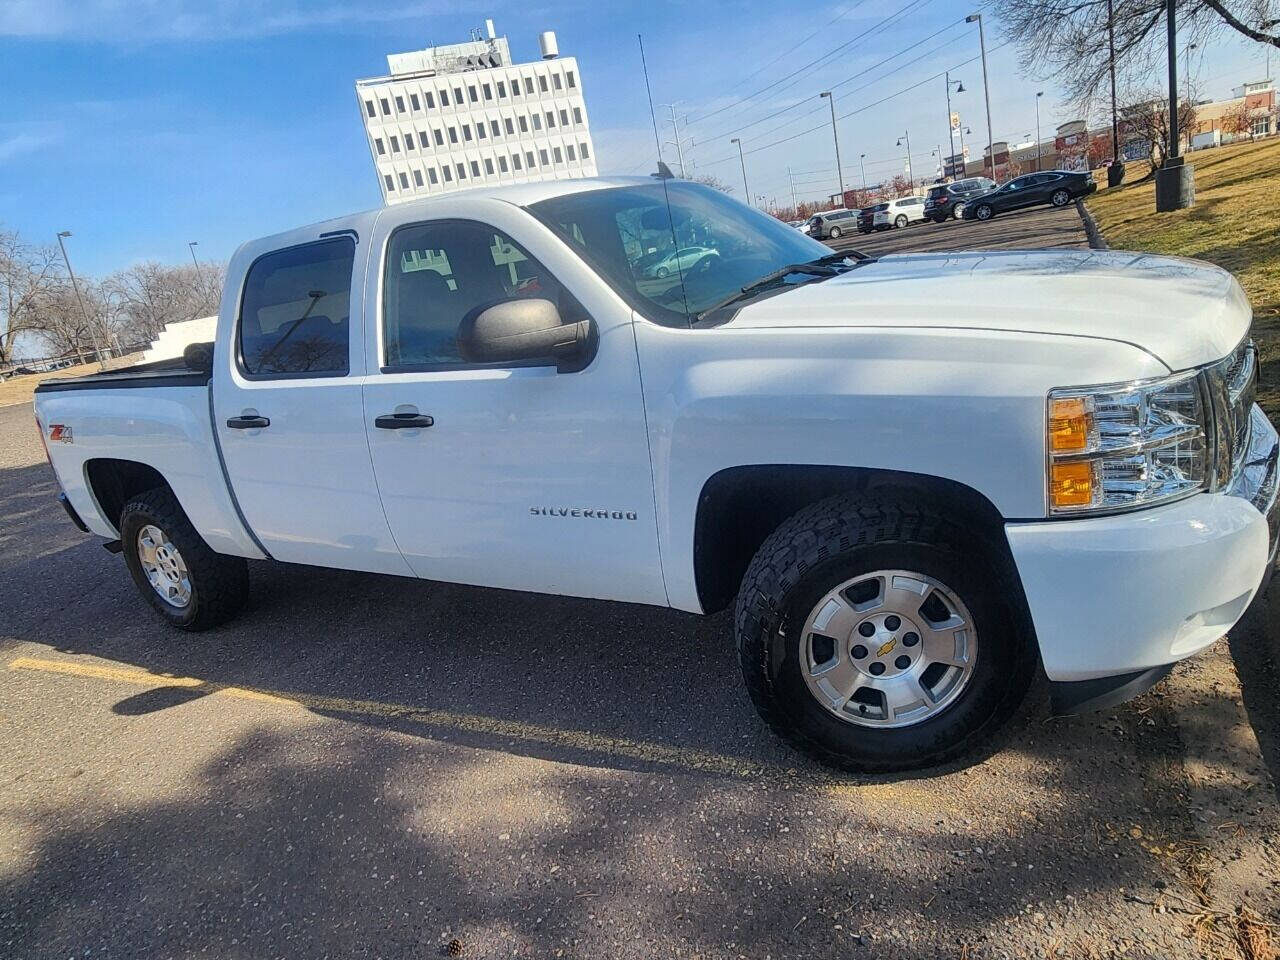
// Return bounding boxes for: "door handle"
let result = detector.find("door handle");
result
[226,415,270,429]
[375,412,435,430]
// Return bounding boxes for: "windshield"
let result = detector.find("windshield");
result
[527,181,832,326]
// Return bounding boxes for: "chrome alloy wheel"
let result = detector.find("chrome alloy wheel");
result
[137,524,192,608]
[800,570,976,728]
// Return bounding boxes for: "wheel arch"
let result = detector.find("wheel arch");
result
[692,464,1029,618]
[84,458,175,536]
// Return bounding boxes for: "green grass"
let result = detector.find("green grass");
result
[1087,139,1280,413]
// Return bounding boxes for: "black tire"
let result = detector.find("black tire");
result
[120,487,249,631]
[951,202,965,219]
[894,214,908,228]
[734,493,1034,773]
[1050,188,1071,207]
[655,266,669,279]
[975,203,994,221]
[829,225,842,239]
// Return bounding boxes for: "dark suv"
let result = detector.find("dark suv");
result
[856,204,885,233]
[963,170,1097,221]
[924,177,997,222]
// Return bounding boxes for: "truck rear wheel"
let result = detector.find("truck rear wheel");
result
[120,488,248,630]
[734,494,1033,772]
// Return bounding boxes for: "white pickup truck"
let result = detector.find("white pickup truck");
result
[33,176,1277,772]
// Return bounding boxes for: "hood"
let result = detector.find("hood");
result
[728,249,1251,371]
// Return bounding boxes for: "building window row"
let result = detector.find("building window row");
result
[363,66,578,121]
[371,106,587,157]
[380,141,592,194]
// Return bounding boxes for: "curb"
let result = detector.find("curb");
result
[1076,198,1108,250]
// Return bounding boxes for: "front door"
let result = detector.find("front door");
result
[213,233,412,576]
[361,200,666,605]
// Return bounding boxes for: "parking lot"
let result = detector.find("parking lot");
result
[823,202,1091,257]
[3,202,1279,960]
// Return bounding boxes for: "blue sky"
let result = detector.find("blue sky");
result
[1,0,1271,277]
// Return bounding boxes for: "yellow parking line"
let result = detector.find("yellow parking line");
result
[7,655,759,778]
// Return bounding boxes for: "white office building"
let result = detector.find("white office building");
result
[355,21,598,204]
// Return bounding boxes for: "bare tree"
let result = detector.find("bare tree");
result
[102,261,224,347]
[691,174,733,193]
[1119,93,1199,170]
[993,0,1279,112]
[1219,98,1256,139]
[0,228,61,366]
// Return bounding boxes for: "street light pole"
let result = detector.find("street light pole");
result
[1155,0,1194,210]
[944,72,963,179]
[1184,42,1197,102]
[819,91,846,203]
[859,153,867,192]
[896,131,914,189]
[1107,0,1122,174]
[188,241,200,269]
[55,231,105,370]
[966,13,995,180]
[1034,91,1044,172]
[731,138,750,205]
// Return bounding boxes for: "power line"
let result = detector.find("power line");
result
[694,25,966,158]
[686,0,938,127]
[696,40,1013,168]
[733,0,875,89]
[692,17,965,147]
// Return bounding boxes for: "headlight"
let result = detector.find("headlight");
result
[1046,371,1208,514]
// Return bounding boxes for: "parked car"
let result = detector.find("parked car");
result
[924,177,998,222]
[857,204,883,233]
[963,171,1097,221]
[642,245,718,279]
[873,196,927,230]
[33,177,1274,774]
[807,208,859,240]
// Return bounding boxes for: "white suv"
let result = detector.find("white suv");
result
[874,196,927,230]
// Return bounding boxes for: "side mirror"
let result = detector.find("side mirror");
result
[457,298,595,372]
[183,341,214,373]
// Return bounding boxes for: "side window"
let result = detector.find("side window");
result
[238,238,354,377]
[383,221,567,368]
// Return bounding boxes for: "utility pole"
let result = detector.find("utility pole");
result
[819,91,845,202]
[731,138,750,205]
[56,231,105,370]
[661,103,692,177]
[966,13,995,180]
[1034,91,1044,172]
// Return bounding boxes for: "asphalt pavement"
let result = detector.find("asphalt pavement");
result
[3,203,1279,960]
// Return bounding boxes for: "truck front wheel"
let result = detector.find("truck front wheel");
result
[120,488,249,630]
[734,494,1033,772]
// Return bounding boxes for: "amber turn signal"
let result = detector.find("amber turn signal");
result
[1049,460,1097,509]
[1048,396,1093,453]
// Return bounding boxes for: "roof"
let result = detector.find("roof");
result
[238,176,663,259]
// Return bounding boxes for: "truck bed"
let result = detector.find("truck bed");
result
[33,355,209,394]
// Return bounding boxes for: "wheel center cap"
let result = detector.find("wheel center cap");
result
[876,637,897,658]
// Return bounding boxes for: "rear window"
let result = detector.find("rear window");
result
[238,238,354,377]
[927,186,949,199]
[870,203,888,212]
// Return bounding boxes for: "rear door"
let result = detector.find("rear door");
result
[213,231,412,576]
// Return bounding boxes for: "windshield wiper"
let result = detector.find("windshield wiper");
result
[695,250,869,322]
